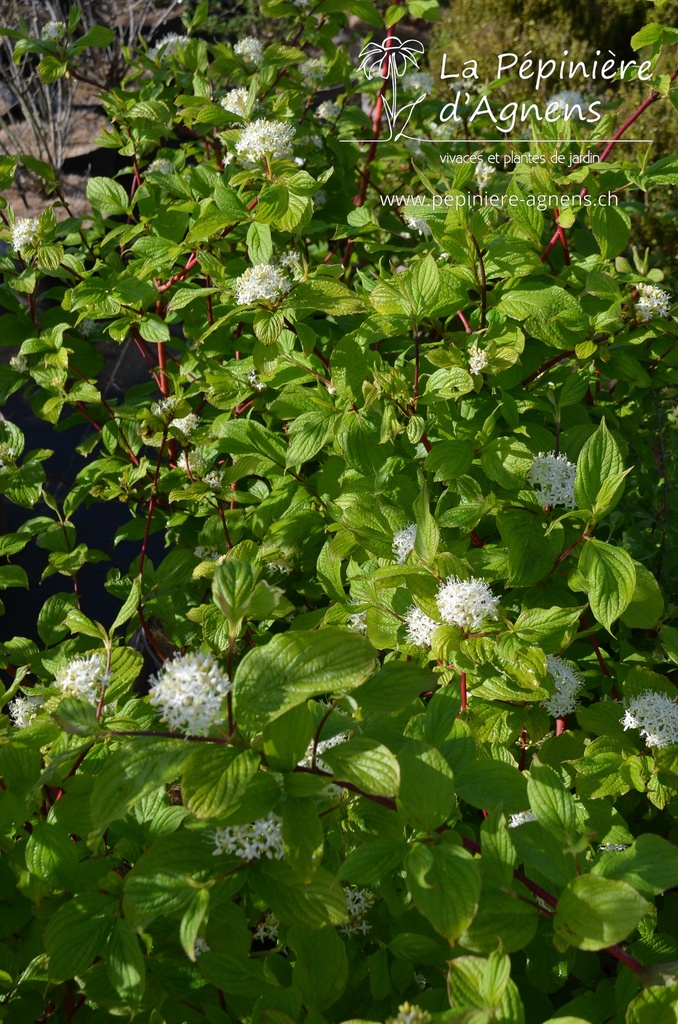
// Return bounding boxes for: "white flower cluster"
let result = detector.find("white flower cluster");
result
[148,651,231,735]
[278,250,302,272]
[54,654,109,705]
[220,88,250,119]
[173,413,200,437]
[78,318,97,337]
[213,811,284,860]
[599,843,631,852]
[316,100,340,121]
[386,1003,432,1024]
[474,160,495,189]
[347,608,367,633]
[147,157,175,175]
[247,368,267,392]
[527,452,577,509]
[8,692,44,728]
[508,810,537,828]
[301,732,348,770]
[550,90,589,115]
[194,545,220,561]
[11,218,39,254]
[0,442,17,469]
[9,354,27,373]
[468,343,488,374]
[193,937,210,957]
[236,119,295,162]
[392,523,417,563]
[542,655,585,718]
[404,606,439,647]
[339,886,374,937]
[404,72,434,92]
[314,189,327,207]
[203,468,225,492]
[636,283,672,322]
[622,690,678,748]
[184,445,212,479]
[404,215,432,237]
[415,973,428,990]
[234,36,264,64]
[151,396,177,420]
[265,560,292,575]
[299,57,325,83]
[41,20,66,41]
[149,33,190,59]
[235,263,291,306]
[436,576,499,632]
[253,911,280,942]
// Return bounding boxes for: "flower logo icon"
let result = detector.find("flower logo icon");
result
[358,36,428,140]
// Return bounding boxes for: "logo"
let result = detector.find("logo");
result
[357,36,427,141]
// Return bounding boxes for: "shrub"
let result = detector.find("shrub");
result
[0,3,678,1023]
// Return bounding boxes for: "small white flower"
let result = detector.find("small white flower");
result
[193,937,210,957]
[149,33,190,59]
[527,452,576,509]
[149,651,231,735]
[54,654,109,705]
[347,608,367,634]
[194,545,219,561]
[253,911,280,942]
[636,283,671,322]
[78,318,97,337]
[313,189,327,208]
[474,159,495,190]
[213,811,284,860]
[622,690,678,748]
[508,810,537,828]
[246,368,267,392]
[40,20,66,41]
[468,343,488,374]
[599,843,631,852]
[184,445,213,479]
[404,215,432,237]
[220,88,251,119]
[436,576,499,631]
[147,158,175,175]
[325,382,336,395]
[265,560,292,575]
[234,36,264,64]
[236,119,295,162]
[235,263,291,305]
[339,886,374,937]
[203,468,225,491]
[316,100,340,121]
[0,441,17,470]
[404,606,439,647]
[403,71,433,93]
[386,1003,432,1024]
[8,692,44,728]
[414,972,428,990]
[300,732,348,770]
[173,413,200,437]
[299,57,325,83]
[278,250,302,271]
[9,354,27,373]
[541,655,585,718]
[549,90,590,117]
[392,523,417,563]
[11,218,39,254]
[151,396,177,420]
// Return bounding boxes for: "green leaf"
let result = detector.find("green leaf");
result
[591,834,678,897]
[454,758,529,815]
[413,481,438,563]
[625,985,678,1024]
[621,562,664,629]
[286,411,333,467]
[338,840,407,884]
[290,926,349,1010]
[25,821,78,884]
[401,255,440,318]
[589,204,631,260]
[579,539,636,633]
[425,440,474,482]
[180,887,210,960]
[574,419,625,512]
[256,863,348,929]
[181,746,260,818]
[352,662,433,712]
[554,874,650,950]
[406,841,481,943]
[233,629,376,731]
[106,918,146,1004]
[86,176,130,216]
[90,739,193,831]
[527,759,577,841]
[282,797,324,882]
[46,894,117,981]
[497,511,562,586]
[263,703,314,771]
[481,438,532,490]
[397,739,455,830]
[322,738,400,798]
[499,281,587,349]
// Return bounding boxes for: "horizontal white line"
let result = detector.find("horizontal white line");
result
[339,138,653,144]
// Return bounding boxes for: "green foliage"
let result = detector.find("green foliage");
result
[0,1,677,1022]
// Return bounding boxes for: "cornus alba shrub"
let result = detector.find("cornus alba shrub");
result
[1,3,678,1023]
